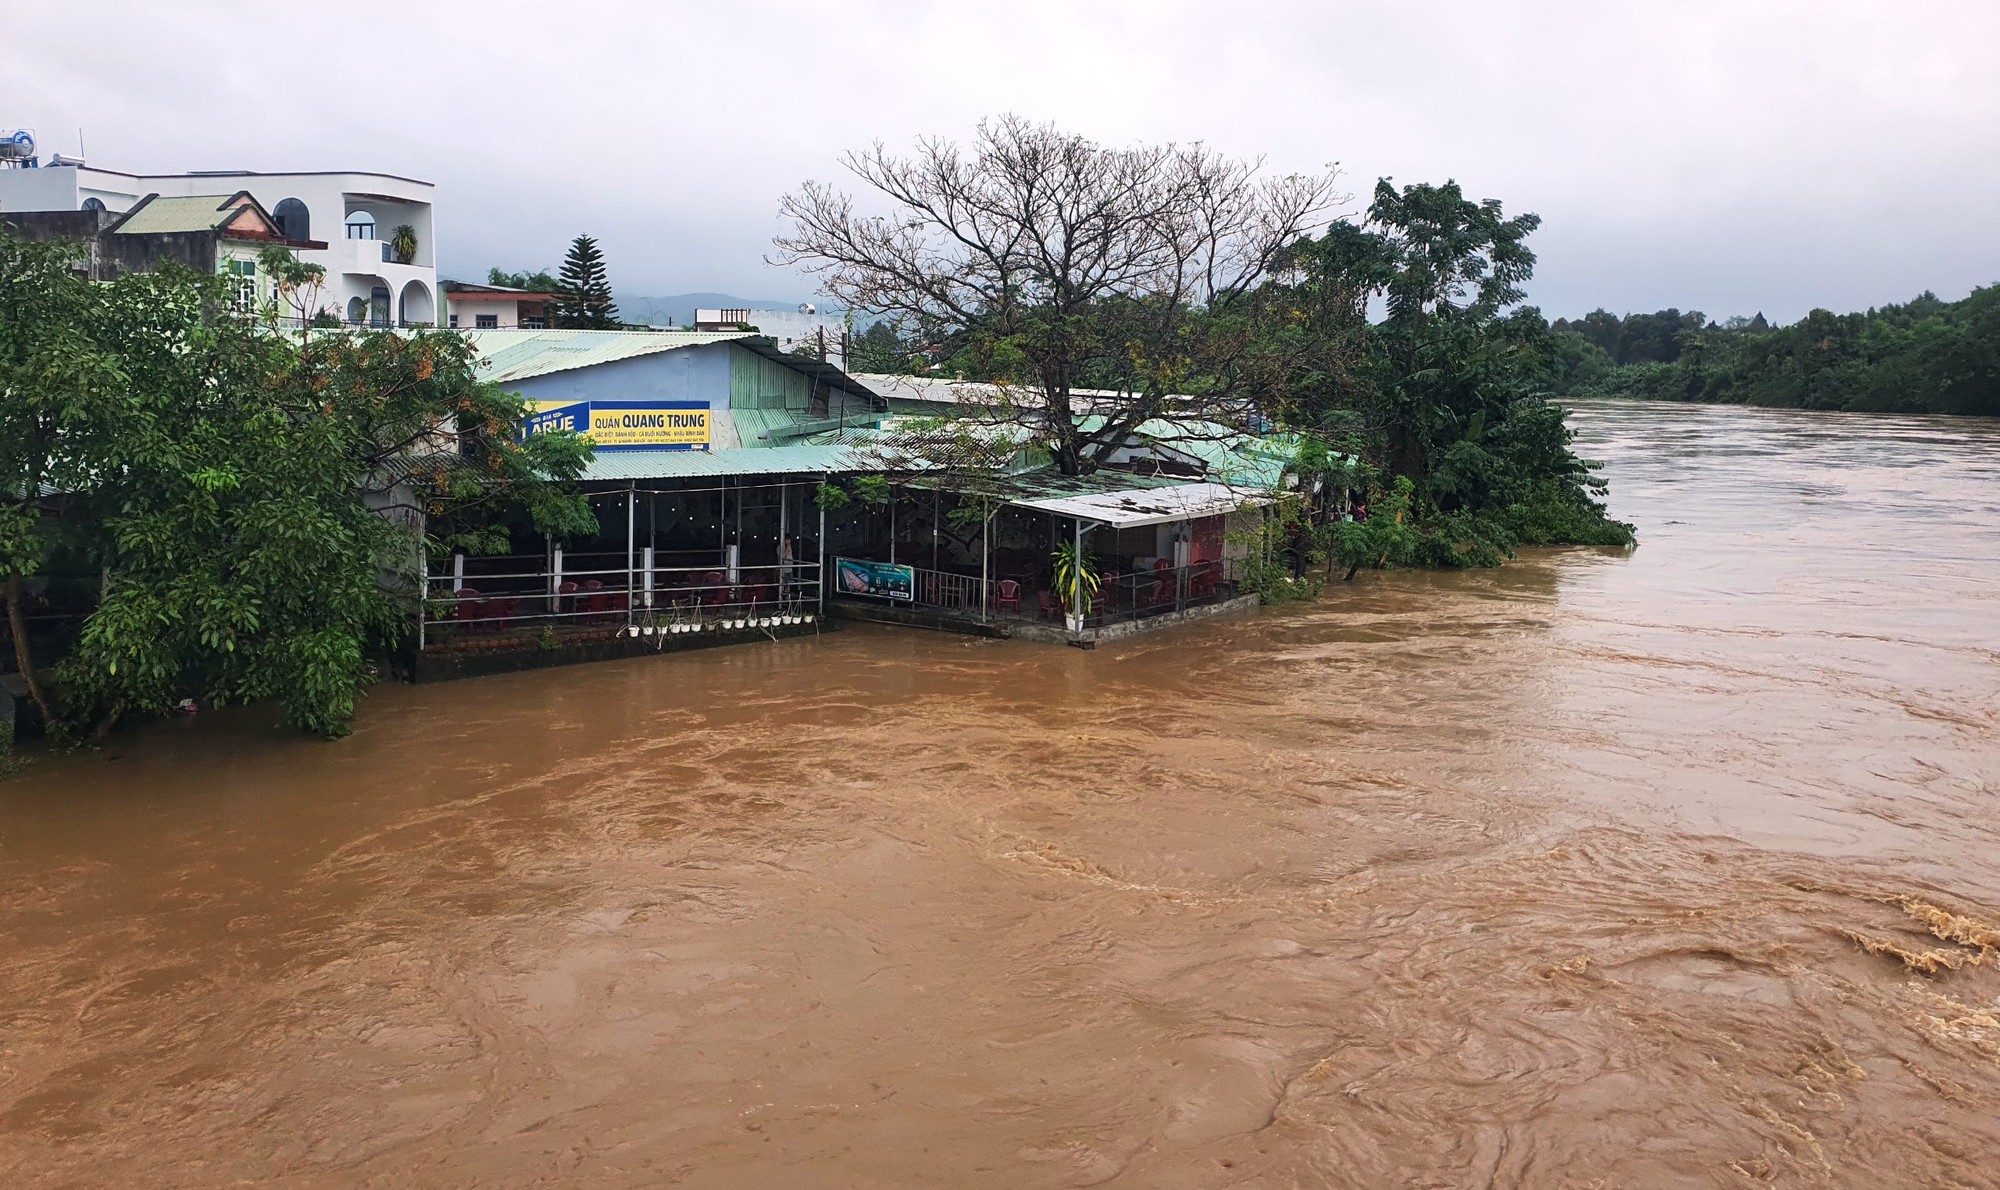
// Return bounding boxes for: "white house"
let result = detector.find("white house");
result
[0,161,437,326]
[694,304,847,367]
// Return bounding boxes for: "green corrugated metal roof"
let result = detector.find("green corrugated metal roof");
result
[579,444,871,482]
[469,328,752,384]
[111,195,247,235]
[729,407,806,447]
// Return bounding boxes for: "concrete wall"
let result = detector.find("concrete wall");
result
[447,297,519,329]
[0,210,224,281]
[0,167,83,212]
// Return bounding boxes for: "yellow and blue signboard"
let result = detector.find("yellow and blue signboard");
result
[525,400,710,452]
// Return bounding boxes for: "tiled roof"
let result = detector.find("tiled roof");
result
[110,194,252,235]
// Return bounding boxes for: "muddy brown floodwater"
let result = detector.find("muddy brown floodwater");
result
[3,402,1999,1188]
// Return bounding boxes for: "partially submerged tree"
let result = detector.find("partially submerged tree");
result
[0,232,595,741]
[1256,180,1634,563]
[0,235,125,729]
[773,116,1344,474]
[553,234,620,329]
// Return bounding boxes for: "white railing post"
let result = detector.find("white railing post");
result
[452,551,464,594]
[643,546,655,609]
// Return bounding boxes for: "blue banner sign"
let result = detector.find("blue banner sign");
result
[835,557,914,601]
[524,400,711,451]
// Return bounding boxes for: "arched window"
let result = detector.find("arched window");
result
[347,296,366,323]
[344,210,376,240]
[273,198,309,241]
[81,197,106,213]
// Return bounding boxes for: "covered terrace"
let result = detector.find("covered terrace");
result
[826,468,1279,639]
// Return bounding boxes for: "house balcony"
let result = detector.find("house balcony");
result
[322,235,431,277]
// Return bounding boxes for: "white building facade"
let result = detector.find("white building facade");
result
[694,305,847,368]
[0,163,437,326]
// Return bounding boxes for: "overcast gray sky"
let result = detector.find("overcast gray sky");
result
[7,1,1997,322]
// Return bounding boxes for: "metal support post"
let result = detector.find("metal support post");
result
[1072,518,1083,628]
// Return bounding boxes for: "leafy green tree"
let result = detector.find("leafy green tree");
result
[552,235,620,329]
[0,234,126,729]
[487,266,563,293]
[58,268,595,738]
[1,232,595,741]
[847,318,920,374]
[1250,179,1634,563]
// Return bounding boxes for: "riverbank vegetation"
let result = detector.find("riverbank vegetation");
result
[1548,286,2000,417]
[781,122,1636,575]
[1,233,591,742]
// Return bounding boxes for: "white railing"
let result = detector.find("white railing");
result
[910,566,984,614]
[422,554,821,639]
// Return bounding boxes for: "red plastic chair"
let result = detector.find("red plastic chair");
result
[700,571,730,607]
[451,587,485,633]
[995,579,1021,615]
[1037,589,1058,621]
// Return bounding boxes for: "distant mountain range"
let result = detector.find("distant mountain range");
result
[619,292,838,328]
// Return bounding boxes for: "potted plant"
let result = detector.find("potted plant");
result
[1051,541,1099,633]
[390,224,418,264]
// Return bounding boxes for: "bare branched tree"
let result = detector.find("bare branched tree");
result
[773,116,1345,475]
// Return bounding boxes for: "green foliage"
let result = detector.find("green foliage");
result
[487,266,562,293]
[553,235,620,329]
[389,224,418,265]
[1331,476,1419,577]
[1050,540,1099,615]
[813,481,852,512]
[1229,502,1324,604]
[1253,180,1635,565]
[259,244,330,325]
[1559,287,2000,417]
[850,474,892,504]
[813,474,892,515]
[847,318,922,373]
[0,231,591,741]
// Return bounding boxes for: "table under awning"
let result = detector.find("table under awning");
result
[1005,480,1278,528]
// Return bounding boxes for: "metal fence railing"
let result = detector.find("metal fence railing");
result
[910,566,985,614]
[842,558,1238,629]
[422,554,821,644]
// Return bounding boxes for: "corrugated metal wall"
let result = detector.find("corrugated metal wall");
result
[728,343,815,412]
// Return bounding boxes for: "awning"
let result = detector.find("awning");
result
[1008,481,1277,528]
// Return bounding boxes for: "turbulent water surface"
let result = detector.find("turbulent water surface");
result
[3,401,1998,1187]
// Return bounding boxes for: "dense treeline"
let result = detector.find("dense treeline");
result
[1549,287,2000,416]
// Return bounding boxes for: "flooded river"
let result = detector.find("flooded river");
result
[3,401,1998,1187]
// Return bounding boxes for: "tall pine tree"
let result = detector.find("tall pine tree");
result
[553,234,619,329]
